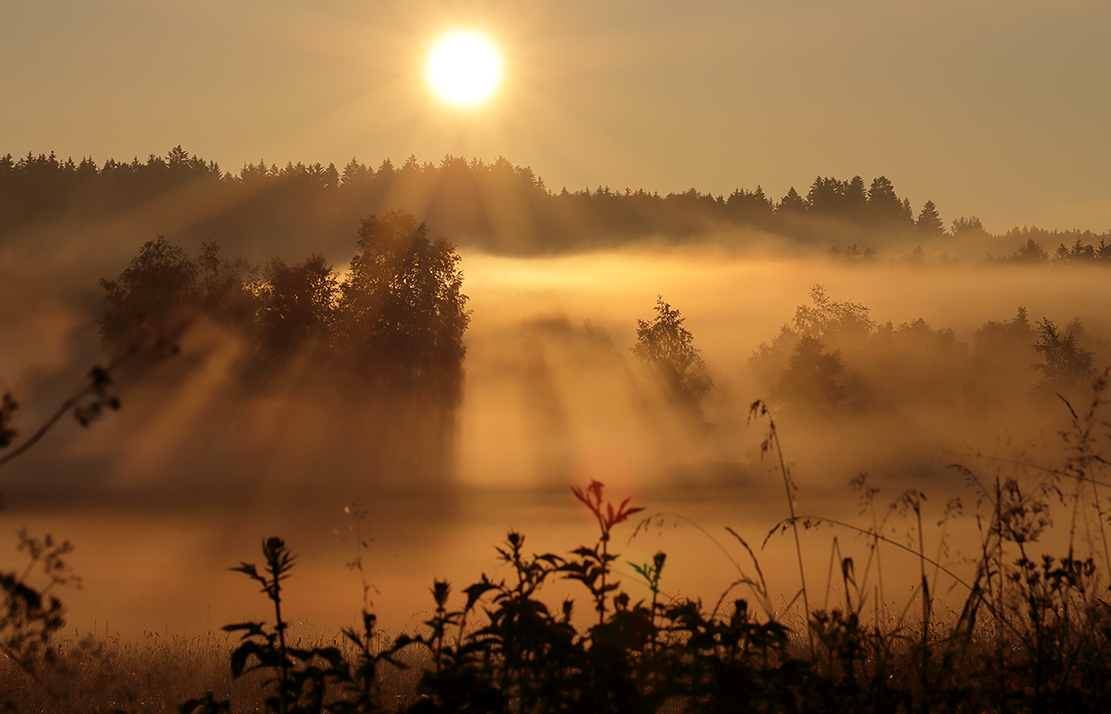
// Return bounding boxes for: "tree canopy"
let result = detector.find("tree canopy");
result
[99,211,470,408]
[337,210,470,405]
[633,297,713,423]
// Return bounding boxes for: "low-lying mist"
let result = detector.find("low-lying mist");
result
[3,234,1110,639]
[460,247,1110,483]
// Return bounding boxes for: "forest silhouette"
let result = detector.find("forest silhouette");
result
[3,147,1110,263]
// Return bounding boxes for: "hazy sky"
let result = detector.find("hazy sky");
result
[3,0,1109,233]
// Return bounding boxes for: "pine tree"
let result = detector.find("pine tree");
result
[915,200,944,235]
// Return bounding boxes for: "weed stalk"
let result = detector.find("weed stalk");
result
[749,399,814,657]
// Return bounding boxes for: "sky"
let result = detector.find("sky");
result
[3,0,1109,233]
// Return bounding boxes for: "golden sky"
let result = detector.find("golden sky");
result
[3,0,1109,232]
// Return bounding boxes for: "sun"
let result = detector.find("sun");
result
[427,31,502,106]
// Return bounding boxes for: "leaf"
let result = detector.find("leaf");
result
[569,545,599,559]
[178,692,230,714]
[464,577,499,611]
[89,365,113,389]
[229,562,263,583]
[392,633,422,650]
[229,642,267,678]
[314,646,345,669]
[223,621,266,637]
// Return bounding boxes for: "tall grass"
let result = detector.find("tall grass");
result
[4,373,1111,711]
[174,371,1110,713]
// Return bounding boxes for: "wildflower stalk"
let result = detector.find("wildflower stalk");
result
[750,400,814,657]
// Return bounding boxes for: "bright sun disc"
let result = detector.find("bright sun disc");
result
[428,32,501,105]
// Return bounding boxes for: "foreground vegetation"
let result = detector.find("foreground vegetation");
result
[3,370,1111,713]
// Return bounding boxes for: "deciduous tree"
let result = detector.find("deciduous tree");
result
[632,297,713,422]
[337,210,470,406]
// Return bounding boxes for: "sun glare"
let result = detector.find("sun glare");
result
[427,31,501,106]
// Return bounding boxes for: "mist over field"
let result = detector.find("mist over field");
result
[3,215,1110,640]
[8,239,1111,499]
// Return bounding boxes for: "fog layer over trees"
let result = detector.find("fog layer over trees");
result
[4,148,1109,269]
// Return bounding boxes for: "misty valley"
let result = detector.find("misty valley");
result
[2,150,1111,712]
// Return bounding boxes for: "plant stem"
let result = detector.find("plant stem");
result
[271,567,289,714]
[915,496,930,705]
[769,415,814,657]
[0,350,134,469]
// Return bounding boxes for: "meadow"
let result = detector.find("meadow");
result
[3,377,1111,713]
[3,216,1111,712]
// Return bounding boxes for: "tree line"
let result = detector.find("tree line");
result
[100,209,468,407]
[630,285,1109,431]
[96,210,471,483]
[7,146,1104,257]
[747,287,1108,421]
[830,226,1111,268]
